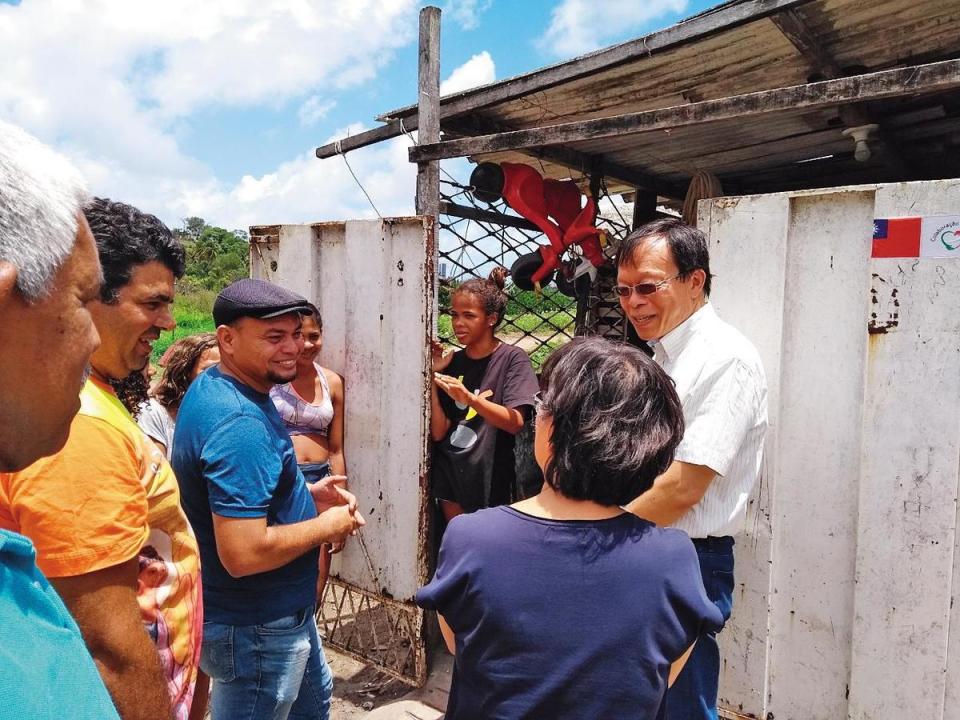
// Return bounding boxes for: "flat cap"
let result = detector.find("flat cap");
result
[213,278,313,326]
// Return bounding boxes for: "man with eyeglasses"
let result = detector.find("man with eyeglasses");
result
[616,218,768,720]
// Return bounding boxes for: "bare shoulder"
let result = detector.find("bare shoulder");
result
[321,366,345,393]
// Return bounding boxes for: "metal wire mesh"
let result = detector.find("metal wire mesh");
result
[317,578,426,686]
[438,172,633,366]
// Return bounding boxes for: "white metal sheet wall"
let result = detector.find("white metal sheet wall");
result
[701,180,960,720]
[250,218,434,600]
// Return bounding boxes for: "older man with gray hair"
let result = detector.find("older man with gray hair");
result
[0,121,119,717]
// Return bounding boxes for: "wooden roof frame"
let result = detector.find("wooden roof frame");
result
[408,60,960,163]
[317,0,960,203]
[315,0,814,161]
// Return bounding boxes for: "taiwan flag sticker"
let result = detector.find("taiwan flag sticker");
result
[920,215,960,259]
[872,217,921,258]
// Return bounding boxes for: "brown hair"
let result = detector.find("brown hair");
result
[152,333,218,409]
[452,266,508,327]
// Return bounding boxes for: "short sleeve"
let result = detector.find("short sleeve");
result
[415,516,473,616]
[2,415,149,578]
[674,359,762,476]
[500,347,539,411]
[202,413,284,517]
[137,400,171,448]
[663,533,725,653]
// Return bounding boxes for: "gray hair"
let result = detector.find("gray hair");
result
[0,121,89,301]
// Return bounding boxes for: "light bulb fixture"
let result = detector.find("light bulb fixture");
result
[842,124,878,162]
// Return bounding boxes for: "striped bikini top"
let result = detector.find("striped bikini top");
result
[270,363,334,437]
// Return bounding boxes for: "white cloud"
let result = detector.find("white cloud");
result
[537,0,688,57]
[298,97,337,127]
[173,126,418,230]
[444,0,492,30]
[440,51,496,96]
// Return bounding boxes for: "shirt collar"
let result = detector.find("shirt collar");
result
[652,301,715,364]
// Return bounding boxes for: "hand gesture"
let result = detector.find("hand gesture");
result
[434,373,475,406]
[432,340,454,373]
[309,475,349,513]
[323,502,366,544]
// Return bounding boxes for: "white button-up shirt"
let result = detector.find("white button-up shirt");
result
[648,302,768,538]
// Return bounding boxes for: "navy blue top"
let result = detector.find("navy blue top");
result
[416,506,724,719]
[172,366,319,625]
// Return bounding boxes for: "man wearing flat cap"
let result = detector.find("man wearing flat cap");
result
[172,278,365,720]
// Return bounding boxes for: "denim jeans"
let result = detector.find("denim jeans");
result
[201,605,333,720]
[664,536,735,720]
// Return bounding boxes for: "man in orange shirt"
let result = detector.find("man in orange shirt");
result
[0,120,121,720]
[0,198,201,720]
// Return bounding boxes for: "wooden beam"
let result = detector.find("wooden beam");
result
[316,0,814,159]
[632,190,659,228]
[444,115,685,198]
[770,9,842,78]
[770,7,909,174]
[408,60,960,163]
[415,7,441,217]
[439,201,540,232]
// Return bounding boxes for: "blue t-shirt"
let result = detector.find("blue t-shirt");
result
[172,366,319,625]
[416,506,724,719]
[0,529,120,719]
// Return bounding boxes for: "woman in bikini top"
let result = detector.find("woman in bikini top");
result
[270,304,347,600]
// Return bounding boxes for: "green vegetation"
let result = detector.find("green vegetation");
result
[161,234,575,372]
[153,217,245,363]
[176,216,250,292]
[437,282,576,370]
[154,289,217,362]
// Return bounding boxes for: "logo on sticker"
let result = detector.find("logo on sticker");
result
[920,215,960,259]
[936,226,960,252]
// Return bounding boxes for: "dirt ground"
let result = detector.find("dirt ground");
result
[327,647,418,718]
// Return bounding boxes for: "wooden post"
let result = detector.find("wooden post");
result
[632,190,658,229]
[415,7,441,218]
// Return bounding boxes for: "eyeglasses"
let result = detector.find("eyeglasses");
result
[612,273,681,298]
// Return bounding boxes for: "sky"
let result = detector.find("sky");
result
[0,0,718,233]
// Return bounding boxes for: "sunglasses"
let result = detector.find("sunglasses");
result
[612,273,681,298]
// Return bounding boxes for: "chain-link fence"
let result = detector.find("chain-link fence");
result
[438,172,633,368]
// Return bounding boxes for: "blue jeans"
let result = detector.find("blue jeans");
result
[664,536,735,720]
[299,462,331,486]
[202,605,333,720]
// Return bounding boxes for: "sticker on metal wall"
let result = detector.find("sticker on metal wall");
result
[872,215,960,259]
[919,215,960,259]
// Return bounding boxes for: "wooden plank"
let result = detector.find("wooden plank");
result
[415,7,441,218]
[380,0,815,122]
[316,0,814,159]
[408,60,960,163]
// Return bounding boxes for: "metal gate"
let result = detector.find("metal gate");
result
[250,217,435,686]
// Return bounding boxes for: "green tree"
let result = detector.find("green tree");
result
[176,217,250,292]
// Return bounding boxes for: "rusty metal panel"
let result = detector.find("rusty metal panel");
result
[766,189,874,718]
[701,192,789,718]
[702,179,960,720]
[850,180,960,720]
[249,217,435,685]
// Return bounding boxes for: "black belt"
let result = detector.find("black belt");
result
[691,535,734,552]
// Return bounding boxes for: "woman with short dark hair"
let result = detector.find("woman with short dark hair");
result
[417,337,724,719]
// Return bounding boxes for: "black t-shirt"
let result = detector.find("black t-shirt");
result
[416,507,725,719]
[433,343,539,511]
